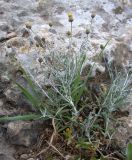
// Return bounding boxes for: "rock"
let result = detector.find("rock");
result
[113,104,132,149]
[6,121,46,147]
[4,89,19,102]
[81,61,105,77]
[6,37,23,47]
[6,32,17,40]
[112,27,132,67]
[1,75,10,83]
[20,154,29,160]
[0,32,17,43]
[27,158,35,160]
[0,154,15,160]
[0,0,131,158]
[0,136,15,160]
[49,28,57,34]
[0,22,9,32]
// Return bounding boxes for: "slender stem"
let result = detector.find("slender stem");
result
[71,22,73,35]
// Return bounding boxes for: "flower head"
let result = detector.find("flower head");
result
[48,22,53,27]
[86,28,90,35]
[91,12,96,19]
[68,12,74,22]
[25,22,32,29]
[66,31,72,37]
[100,44,104,50]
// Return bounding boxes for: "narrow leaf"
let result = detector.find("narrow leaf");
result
[0,114,42,122]
[16,83,40,109]
[127,143,132,160]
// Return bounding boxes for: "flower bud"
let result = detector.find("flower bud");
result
[41,37,45,43]
[91,13,96,19]
[68,12,74,22]
[48,22,53,27]
[86,29,90,35]
[66,31,72,37]
[100,44,104,50]
[25,22,32,29]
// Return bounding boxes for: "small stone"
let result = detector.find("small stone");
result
[4,89,12,97]
[25,22,32,29]
[6,121,45,147]
[20,154,28,160]
[49,28,57,34]
[6,32,17,40]
[27,158,35,160]
[6,37,23,47]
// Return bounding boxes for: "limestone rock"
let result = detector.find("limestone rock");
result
[6,32,17,40]
[6,37,24,48]
[27,158,35,160]
[20,154,29,160]
[113,104,132,149]
[0,22,9,32]
[6,121,46,147]
[0,154,15,160]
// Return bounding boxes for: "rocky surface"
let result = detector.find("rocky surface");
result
[0,0,132,159]
[5,121,45,147]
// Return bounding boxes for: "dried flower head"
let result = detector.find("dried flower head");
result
[41,37,45,43]
[66,31,72,37]
[68,12,74,22]
[25,22,32,29]
[100,83,108,94]
[34,35,43,47]
[100,44,104,50]
[38,57,43,64]
[48,22,53,27]
[86,28,90,35]
[91,12,96,19]
[68,12,73,18]
[7,44,11,48]
[36,43,39,47]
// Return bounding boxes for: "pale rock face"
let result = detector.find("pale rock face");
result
[113,27,132,66]
[0,154,15,160]
[6,121,46,147]
[0,0,131,155]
